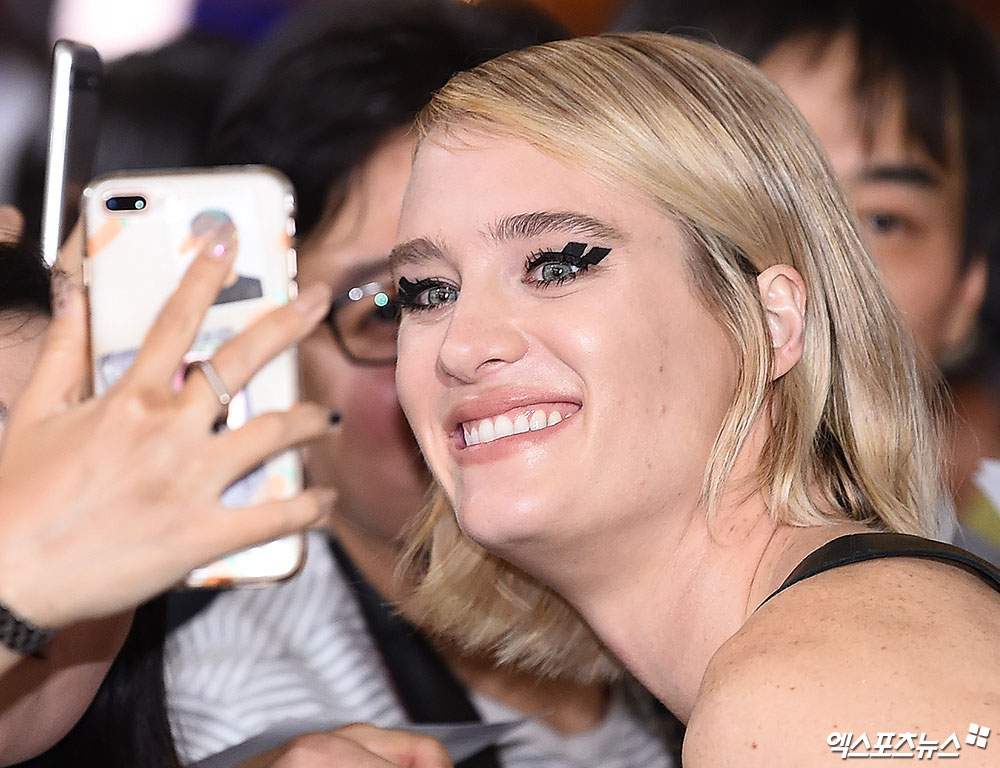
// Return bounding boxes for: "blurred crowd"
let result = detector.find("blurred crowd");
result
[0,1,998,766]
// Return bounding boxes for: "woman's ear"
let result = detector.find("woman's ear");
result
[756,264,806,380]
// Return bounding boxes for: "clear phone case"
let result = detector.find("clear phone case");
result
[83,166,305,588]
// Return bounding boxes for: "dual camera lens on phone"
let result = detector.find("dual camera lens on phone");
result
[104,195,147,211]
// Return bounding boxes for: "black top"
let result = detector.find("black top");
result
[762,532,1000,607]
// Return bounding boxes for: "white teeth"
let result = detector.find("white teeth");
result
[478,418,495,444]
[494,415,514,439]
[462,409,572,447]
[463,423,481,446]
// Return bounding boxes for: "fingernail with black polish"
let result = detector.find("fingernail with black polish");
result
[328,411,342,426]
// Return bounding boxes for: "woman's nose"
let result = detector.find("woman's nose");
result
[436,283,528,384]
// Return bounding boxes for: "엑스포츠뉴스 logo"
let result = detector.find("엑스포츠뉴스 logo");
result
[827,724,991,759]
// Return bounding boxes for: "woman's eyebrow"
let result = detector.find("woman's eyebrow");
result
[389,236,448,273]
[389,211,624,273]
[487,210,625,244]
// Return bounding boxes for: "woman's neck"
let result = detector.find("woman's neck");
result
[571,496,776,721]
[543,489,862,724]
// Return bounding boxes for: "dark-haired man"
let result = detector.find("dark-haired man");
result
[617,0,1000,561]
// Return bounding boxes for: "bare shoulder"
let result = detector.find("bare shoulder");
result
[684,557,1000,767]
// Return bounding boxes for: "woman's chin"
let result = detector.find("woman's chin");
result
[453,490,560,559]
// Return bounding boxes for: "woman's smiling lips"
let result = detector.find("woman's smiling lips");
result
[463,406,572,446]
[445,392,582,457]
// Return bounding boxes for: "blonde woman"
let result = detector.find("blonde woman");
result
[390,33,1000,766]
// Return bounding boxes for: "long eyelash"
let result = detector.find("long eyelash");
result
[396,276,449,312]
[524,242,611,271]
[527,256,582,288]
[396,277,431,309]
[524,248,571,273]
[524,241,612,286]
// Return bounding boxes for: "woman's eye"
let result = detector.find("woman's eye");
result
[397,277,458,312]
[422,285,458,305]
[523,243,609,287]
[531,261,581,283]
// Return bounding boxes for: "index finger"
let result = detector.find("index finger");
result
[124,222,238,387]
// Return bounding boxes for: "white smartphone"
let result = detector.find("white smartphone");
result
[41,39,102,267]
[82,166,306,588]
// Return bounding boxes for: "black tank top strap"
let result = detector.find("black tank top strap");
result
[760,532,1000,608]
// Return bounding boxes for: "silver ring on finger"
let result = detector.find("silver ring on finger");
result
[189,359,231,422]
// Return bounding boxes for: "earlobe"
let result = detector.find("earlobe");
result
[756,265,806,380]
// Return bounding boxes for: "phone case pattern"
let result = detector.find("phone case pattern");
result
[84,169,304,587]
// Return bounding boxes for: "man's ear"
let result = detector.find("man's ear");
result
[941,251,987,354]
[756,264,806,380]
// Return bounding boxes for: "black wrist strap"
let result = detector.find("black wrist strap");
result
[0,601,56,655]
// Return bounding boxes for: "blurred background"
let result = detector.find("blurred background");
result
[4,0,998,58]
[3,0,998,202]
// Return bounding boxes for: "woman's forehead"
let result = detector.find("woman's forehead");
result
[403,133,652,237]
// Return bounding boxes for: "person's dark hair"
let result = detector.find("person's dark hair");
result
[618,0,1000,273]
[210,0,567,239]
[90,33,246,176]
[12,599,180,768]
[609,0,730,38]
[0,237,50,316]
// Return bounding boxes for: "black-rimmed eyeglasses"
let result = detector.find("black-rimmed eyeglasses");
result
[325,280,399,365]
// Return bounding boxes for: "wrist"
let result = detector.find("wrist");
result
[0,542,66,634]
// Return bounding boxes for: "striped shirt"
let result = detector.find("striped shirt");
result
[165,533,674,767]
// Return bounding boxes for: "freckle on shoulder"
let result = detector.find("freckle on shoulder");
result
[687,554,1000,761]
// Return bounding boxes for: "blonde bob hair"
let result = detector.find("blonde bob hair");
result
[398,32,950,682]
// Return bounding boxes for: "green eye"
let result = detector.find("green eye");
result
[397,277,459,313]
[524,243,610,287]
[424,285,458,305]
[537,262,580,282]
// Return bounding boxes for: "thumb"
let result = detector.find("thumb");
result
[13,269,90,423]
